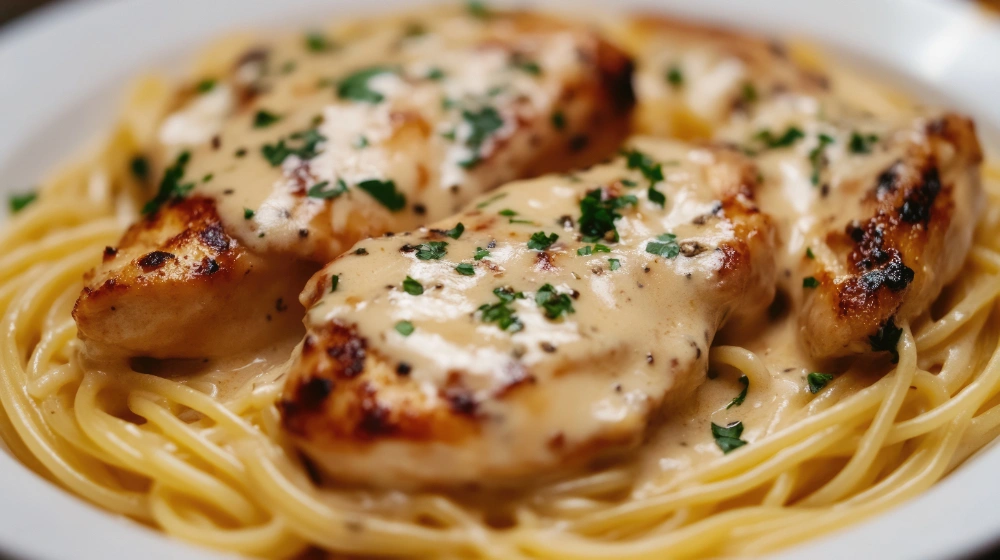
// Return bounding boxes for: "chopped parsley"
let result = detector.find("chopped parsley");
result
[577,245,592,256]
[712,421,748,454]
[741,82,758,103]
[498,209,518,217]
[578,189,637,242]
[8,191,37,214]
[726,375,749,409]
[444,223,465,239]
[476,192,507,209]
[474,247,490,260]
[608,258,621,271]
[262,128,326,166]
[534,284,574,319]
[196,79,217,93]
[807,372,835,394]
[307,179,348,199]
[337,66,395,103]
[647,186,666,207]
[467,0,490,19]
[253,110,282,128]
[305,31,334,52]
[755,127,805,149]
[402,276,424,295]
[357,179,406,211]
[512,58,542,75]
[802,276,820,288]
[620,178,638,188]
[849,132,880,154]
[395,320,415,336]
[142,151,193,214]
[622,148,665,187]
[455,263,476,276]
[527,231,558,251]
[130,156,150,182]
[354,248,368,255]
[243,208,255,220]
[330,274,340,292]
[645,233,680,259]
[593,244,611,253]
[459,106,505,168]
[478,287,524,332]
[425,67,445,81]
[809,133,835,185]
[666,64,684,87]
[806,247,815,259]
[353,135,369,149]
[415,241,448,260]
[870,317,903,363]
[551,111,566,131]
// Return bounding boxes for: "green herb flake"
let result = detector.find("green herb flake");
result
[849,132,880,154]
[8,191,37,214]
[498,209,518,217]
[330,274,340,293]
[395,320,415,336]
[802,276,820,288]
[337,66,395,103]
[870,317,903,363]
[130,156,150,182]
[806,247,815,259]
[622,148,665,186]
[755,126,805,149]
[551,111,566,131]
[646,233,680,259]
[455,263,476,276]
[535,284,575,320]
[459,106,505,168]
[478,287,524,332]
[807,372,835,394]
[353,135,369,149]
[741,82,758,103]
[357,179,406,211]
[527,231,558,251]
[712,421,748,454]
[307,178,348,200]
[620,178,638,187]
[354,248,368,255]
[445,222,465,239]
[608,258,621,271]
[196,79,217,93]
[142,151,193,215]
[577,245,593,256]
[262,128,326,166]
[593,243,611,253]
[808,133,835,185]
[476,192,507,209]
[726,375,749,409]
[243,208,255,220]
[666,65,684,87]
[415,241,448,260]
[467,0,490,19]
[474,247,490,260]
[647,186,666,207]
[305,31,334,52]
[253,110,282,128]
[402,276,424,295]
[425,67,445,81]
[579,188,636,243]
[513,59,542,75]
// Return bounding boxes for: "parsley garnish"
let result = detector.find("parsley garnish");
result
[849,132,879,154]
[455,263,475,276]
[513,58,542,75]
[330,274,340,292]
[357,179,406,211]
[551,111,566,130]
[459,106,505,168]
[577,245,592,256]
[307,179,348,199]
[353,135,369,149]
[337,66,395,103]
[594,244,611,253]
[253,110,282,128]
[415,241,448,260]
[608,258,621,271]
[807,372,835,394]
[870,317,903,363]
[196,79,217,93]
[809,133,835,185]
[478,287,524,332]
[8,191,37,214]
[262,128,326,166]
[806,247,815,259]
[445,223,465,239]
[802,276,819,288]
[426,67,445,81]
[646,233,680,259]
[142,151,193,214]
[476,192,507,209]
[305,31,334,52]
[130,156,150,182]
[402,276,424,295]
[534,284,574,319]
[467,0,490,19]
[578,189,637,242]
[712,422,748,453]
[756,127,805,149]
[726,375,749,409]
[741,82,757,103]
[474,247,490,260]
[648,186,666,207]
[395,320,415,336]
[622,148,665,186]
[243,208,255,220]
[527,231,558,250]
[498,209,517,217]
[666,65,684,87]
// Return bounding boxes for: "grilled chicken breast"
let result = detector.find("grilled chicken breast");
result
[717,97,983,359]
[73,8,635,359]
[280,138,776,488]
[618,15,826,140]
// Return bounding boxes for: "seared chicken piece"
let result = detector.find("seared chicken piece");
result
[280,138,776,488]
[73,8,635,359]
[618,15,826,140]
[717,97,983,359]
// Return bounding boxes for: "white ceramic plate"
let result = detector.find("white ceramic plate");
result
[1,1,999,558]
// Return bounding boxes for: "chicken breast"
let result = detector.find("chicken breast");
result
[716,96,983,359]
[618,14,826,140]
[73,7,635,359]
[279,137,776,488]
